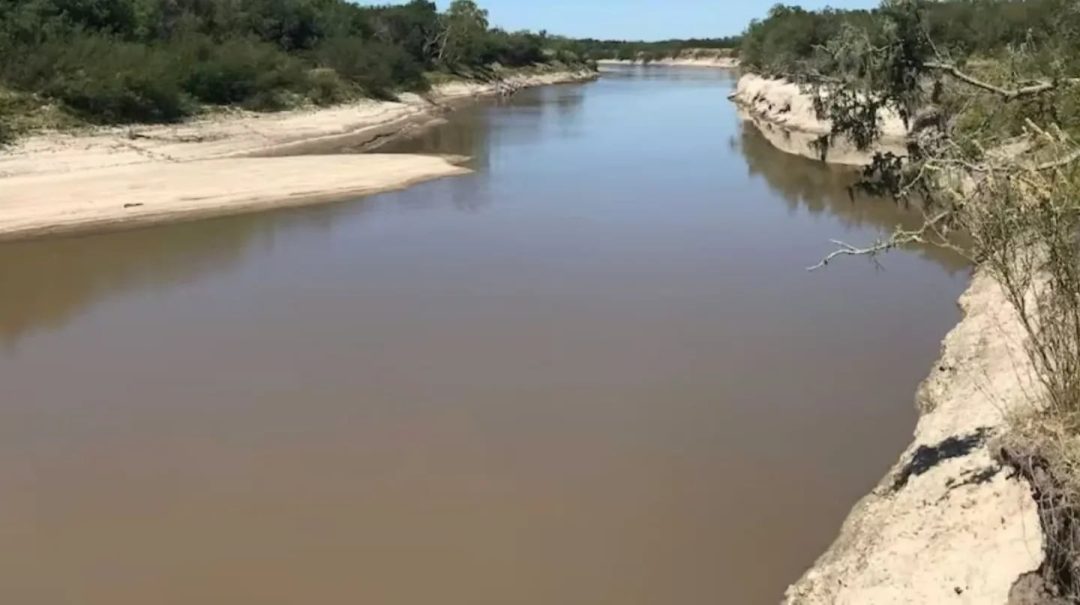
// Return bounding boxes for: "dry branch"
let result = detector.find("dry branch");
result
[925,61,1080,101]
[807,212,950,270]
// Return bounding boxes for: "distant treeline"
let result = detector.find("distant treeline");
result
[570,37,742,62]
[740,0,1080,75]
[0,0,590,128]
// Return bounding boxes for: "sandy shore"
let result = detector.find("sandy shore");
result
[0,155,470,241]
[0,68,596,240]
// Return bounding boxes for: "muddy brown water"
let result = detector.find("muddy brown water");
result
[0,66,969,604]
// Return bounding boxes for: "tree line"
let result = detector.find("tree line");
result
[571,37,742,62]
[0,0,590,129]
[740,0,1080,77]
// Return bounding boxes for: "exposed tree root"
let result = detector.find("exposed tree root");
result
[1001,444,1080,603]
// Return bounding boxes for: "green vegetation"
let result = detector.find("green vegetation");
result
[755,0,1080,593]
[0,0,590,130]
[740,0,1079,78]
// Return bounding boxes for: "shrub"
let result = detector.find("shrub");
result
[0,111,10,145]
[306,67,353,106]
[33,34,187,123]
[180,36,307,107]
[483,29,545,67]
[314,36,426,99]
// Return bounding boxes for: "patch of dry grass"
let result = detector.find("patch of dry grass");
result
[0,86,86,141]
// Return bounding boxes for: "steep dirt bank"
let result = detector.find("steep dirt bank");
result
[598,47,738,68]
[598,57,738,68]
[0,68,595,240]
[783,271,1044,603]
[731,72,1050,603]
[730,73,907,166]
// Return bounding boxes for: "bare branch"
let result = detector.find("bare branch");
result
[925,62,1080,101]
[1036,148,1080,172]
[807,211,951,271]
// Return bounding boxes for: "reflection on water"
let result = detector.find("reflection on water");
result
[0,66,970,605]
[0,181,499,350]
[0,220,263,349]
[736,123,970,272]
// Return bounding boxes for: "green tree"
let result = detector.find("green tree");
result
[366,0,439,68]
[436,0,489,68]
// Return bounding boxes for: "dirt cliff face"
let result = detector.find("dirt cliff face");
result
[729,74,1047,605]
[598,48,739,68]
[730,74,908,166]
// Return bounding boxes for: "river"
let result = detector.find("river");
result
[0,66,969,604]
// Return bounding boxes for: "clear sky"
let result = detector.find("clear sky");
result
[357,0,880,40]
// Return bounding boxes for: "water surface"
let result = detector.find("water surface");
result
[0,66,969,604]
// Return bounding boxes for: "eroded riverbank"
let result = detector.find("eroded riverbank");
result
[730,73,908,166]
[731,70,1048,603]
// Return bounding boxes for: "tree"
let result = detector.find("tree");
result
[436,0,489,68]
[366,0,439,67]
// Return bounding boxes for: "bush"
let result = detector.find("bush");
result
[314,36,426,99]
[0,112,10,144]
[553,49,580,65]
[31,34,187,123]
[306,67,353,106]
[483,29,545,67]
[180,36,307,107]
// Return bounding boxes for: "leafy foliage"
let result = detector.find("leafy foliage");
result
[0,108,10,145]
[28,34,189,123]
[741,0,1080,77]
[180,36,308,108]
[0,0,588,126]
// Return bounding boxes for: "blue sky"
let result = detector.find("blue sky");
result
[357,0,880,40]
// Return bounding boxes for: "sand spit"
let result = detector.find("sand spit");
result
[0,69,595,240]
[0,155,470,241]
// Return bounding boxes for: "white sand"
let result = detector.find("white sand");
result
[0,155,470,241]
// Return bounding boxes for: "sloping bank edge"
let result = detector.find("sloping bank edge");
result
[731,73,1046,604]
